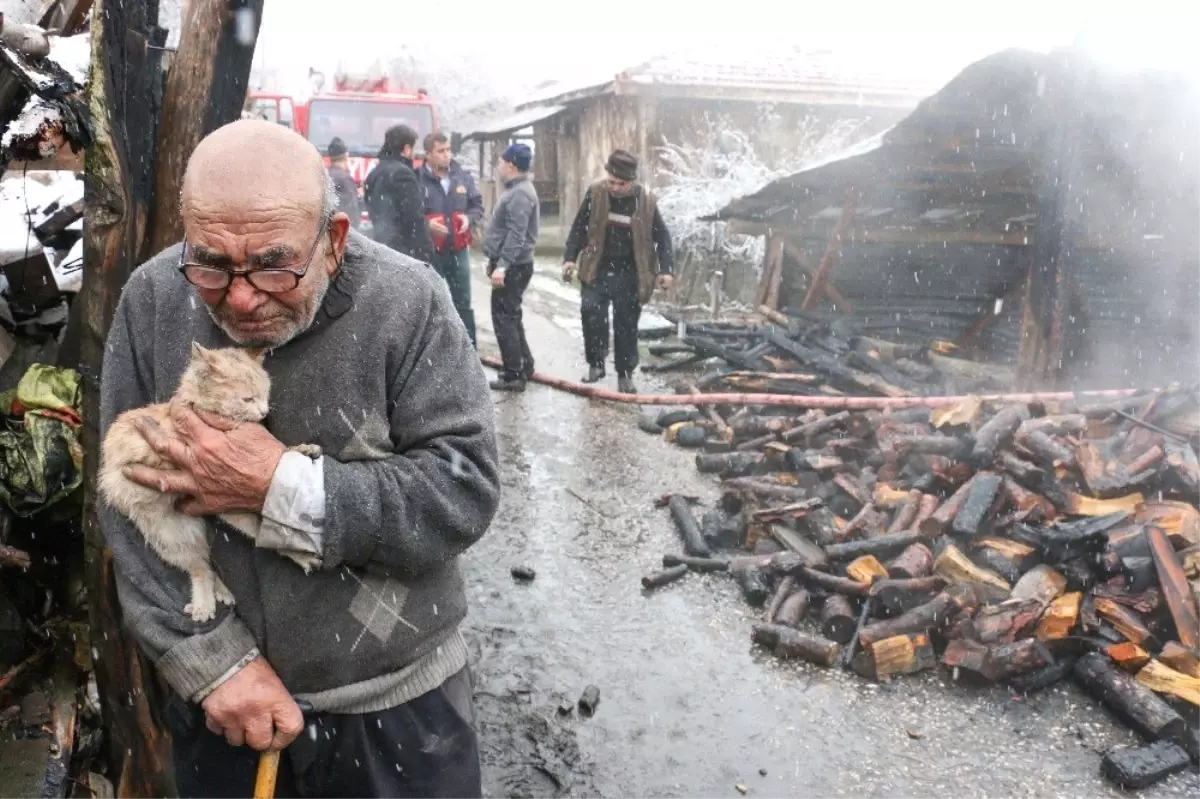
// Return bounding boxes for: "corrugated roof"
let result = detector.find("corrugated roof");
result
[462,105,567,140]
[516,44,969,110]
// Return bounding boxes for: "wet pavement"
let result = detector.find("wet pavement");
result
[459,258,1200,798]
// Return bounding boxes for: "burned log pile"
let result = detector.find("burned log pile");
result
[645,384,1200,789]
[643,310,1014,397]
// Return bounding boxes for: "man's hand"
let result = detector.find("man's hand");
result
[562,262,577,283]
[455,215,470,234]
[123,406,286,516]
[202,656,303,751]
[490,268,506,289]
[428,217,449,236]
[656,274,674,291]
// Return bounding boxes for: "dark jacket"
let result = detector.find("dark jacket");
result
[329,163,361,229]
[419,161,484,224]
[363,156,436,263]
[483,175,539,269]
[565,181,674,303]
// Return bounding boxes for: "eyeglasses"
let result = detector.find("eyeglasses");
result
[178,216,329,294]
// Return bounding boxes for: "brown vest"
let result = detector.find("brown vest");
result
[576,180,659,304]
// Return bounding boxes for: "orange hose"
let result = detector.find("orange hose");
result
[479,356,1140,409]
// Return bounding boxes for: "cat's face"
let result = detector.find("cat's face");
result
[177,343,271,422]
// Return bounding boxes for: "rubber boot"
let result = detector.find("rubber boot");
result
[583,364,606,383]
[617,374,637,394]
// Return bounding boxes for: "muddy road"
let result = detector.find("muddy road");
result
[460,261,1199,798]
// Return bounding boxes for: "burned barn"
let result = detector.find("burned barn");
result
[705,48,1200,391]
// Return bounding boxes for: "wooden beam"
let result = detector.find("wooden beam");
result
[801,198,856,310]
[149,0,266,254]
[955,277,1028,350]
[782,239,852,312]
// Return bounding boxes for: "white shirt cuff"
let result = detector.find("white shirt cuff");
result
[258,451,326,557]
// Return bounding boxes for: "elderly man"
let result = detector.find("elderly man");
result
[98,119,498,798]
[563,149,674,394]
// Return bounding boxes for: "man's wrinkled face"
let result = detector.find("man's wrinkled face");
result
[182,199,345,348]
[607,176,634,196]
[427,139,452,171]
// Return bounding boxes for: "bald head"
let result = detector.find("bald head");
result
[182,119,329,224]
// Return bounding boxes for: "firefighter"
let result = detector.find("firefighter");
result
[562,149,674,394]
[420,131,484,347]
[362,125,435,262]
[483,144,539,391]
[326,137,361,229]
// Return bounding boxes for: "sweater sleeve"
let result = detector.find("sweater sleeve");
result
[99,276,260,702]
[496,187,534,269]
[651,203,675,275]
[563,191,592,263]
[319,281,500,578]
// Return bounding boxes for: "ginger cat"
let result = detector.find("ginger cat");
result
[100,343,319,623]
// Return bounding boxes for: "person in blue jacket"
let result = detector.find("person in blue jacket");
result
[419,132,484,346]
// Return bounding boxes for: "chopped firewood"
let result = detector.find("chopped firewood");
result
[1106,642,1151,672]
[931,396,983,428]
[1035,592,1082,641]
[1010,565,1068,605]
[1009,655,1079,694]
[662,554,729,573]
[752,624,839,667]
[642,565,688,590]
[839,503,886,541]
[934,544,1011,593]
[1000,477,1056,523]
[918,477,976,536]
[1136,501,1200,548]
[853,633,938,680]
[1018,414,1087,439]
[951,472,1005,536]
[1017,429,1077,468]
[873,483,912,507]
[970,546,1023,585]
[667,495,713,558]
[768,525,828,568]
[821,595,858,644]
[765,576,797,623]
[1135,659,1200,706]
[869,576,949,614]
[1163,442,1200,494]
[1064,493,1145,517]
[1158,642,1200,679]
[974,537,1037,567]
[1073,652,1186,742]
[982,638,1055,681]
[825,531,923,562]
[970,405,1029,467]
[775,590,810,628]
[858,591,966,647]
[1101,740,1192,790]
[846,555,889,584]
[1146,525,1200,650]
[887,489,924,532]
[734,563,771,607]
[886,543,934,579]
[968,599,1044,645]
[942,639,989,673]
[1094,597,1155,648]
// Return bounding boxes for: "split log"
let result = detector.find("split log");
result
[768,525,828,568]
[1018,414,1087,438]
[982,639,1055,681]
[1018,429,1077,468]
[1101,740,1192,790]
[969,599,1044,644]
[775,589,810,627]
[970,405,1029,466]
[793,567,871,599]
[1040,512,1130,563]
[1136,501,1200,549]
[1094,597,1155,648]
[853,633,937,680]
[970,547,1023,586]
[951,472,1005,536]
[1010,565,1068,605]
[1125,445,1165,476]
[974,537,1038,570]
[1008,654,1079,693]
[934,544,1011,593]
[734,565,771,607]
[765,576,796,623]
[781,411,850,444]
[662,554,729,573]
[858,591,963,647]
[667,495,713,558]
[696,452,768,477]
[1159,642,1200,679]
[919,477,976,536]
[1001,477,1056,523]
[1092,581,1160,615]
[721,478,811,501]
[1146,525,1200,650]
[1073,651,1186,742]
[845,555,888,585]
[869,577,949,615]
[886,543,933,579]
[1064,493,1144,517]
[821,595,857,644]
[911,493,940,530]
[873,483,913,507]
[833,474,871,508]
[1136,660,1200,706]
[1163,442,1200,494]
[839,503,885,541]
[752,624,839,667]
[1035,592,1082,641]
[825,531,923,563]
[1122,556,1157,593]
[642,565,688,590]
[752,499,824,523]
[887,490,923,533]
[942,639,989,674]
[1106,642,1151,672]
[997,451,1046,484]
[1077,442,1157,497]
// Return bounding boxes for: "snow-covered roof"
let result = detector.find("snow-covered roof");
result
[517,44,967,111]
[462,105,567,141]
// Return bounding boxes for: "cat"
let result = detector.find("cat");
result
[100,343,321,623]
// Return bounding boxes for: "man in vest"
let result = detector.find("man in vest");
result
[562,149,674,394]
[420,131,484,346]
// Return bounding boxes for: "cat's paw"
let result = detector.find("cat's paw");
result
[285,551,322,574]
[214,579,235,607]
[289,443,323,459]
[185,598,217,623]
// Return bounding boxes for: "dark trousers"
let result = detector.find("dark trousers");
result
[433,248,475,347]
[491,261,534,380]
[581,263,641,376]
[166,667,481,799]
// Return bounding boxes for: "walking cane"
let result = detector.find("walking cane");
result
[254,751,280,799]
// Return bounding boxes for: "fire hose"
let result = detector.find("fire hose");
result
[478,356,1141,410]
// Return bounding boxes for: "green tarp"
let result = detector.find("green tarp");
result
[0,363,83,517]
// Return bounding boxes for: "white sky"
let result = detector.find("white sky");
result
[252,0,1200,101]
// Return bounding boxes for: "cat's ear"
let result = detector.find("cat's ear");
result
[190,341,214,365]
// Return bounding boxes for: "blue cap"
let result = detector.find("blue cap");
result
[501,143,532,172]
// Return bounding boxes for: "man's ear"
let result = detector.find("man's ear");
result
[327,213,352,273]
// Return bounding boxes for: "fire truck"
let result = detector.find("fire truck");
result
[245,71,441,228]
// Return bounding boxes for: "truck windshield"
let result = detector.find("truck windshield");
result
[306,99,435,157]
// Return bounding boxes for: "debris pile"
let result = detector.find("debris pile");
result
[644,379,1200,790]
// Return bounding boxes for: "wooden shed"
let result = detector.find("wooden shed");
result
[704,48,1200,392]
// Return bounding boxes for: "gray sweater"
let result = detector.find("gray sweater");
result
[98,230,499,712]
[483,174,539,268]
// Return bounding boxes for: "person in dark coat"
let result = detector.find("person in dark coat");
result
[563,149,674,394]
[419,131,484,347]
[326,137,361,229]
[362,125,435,262]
